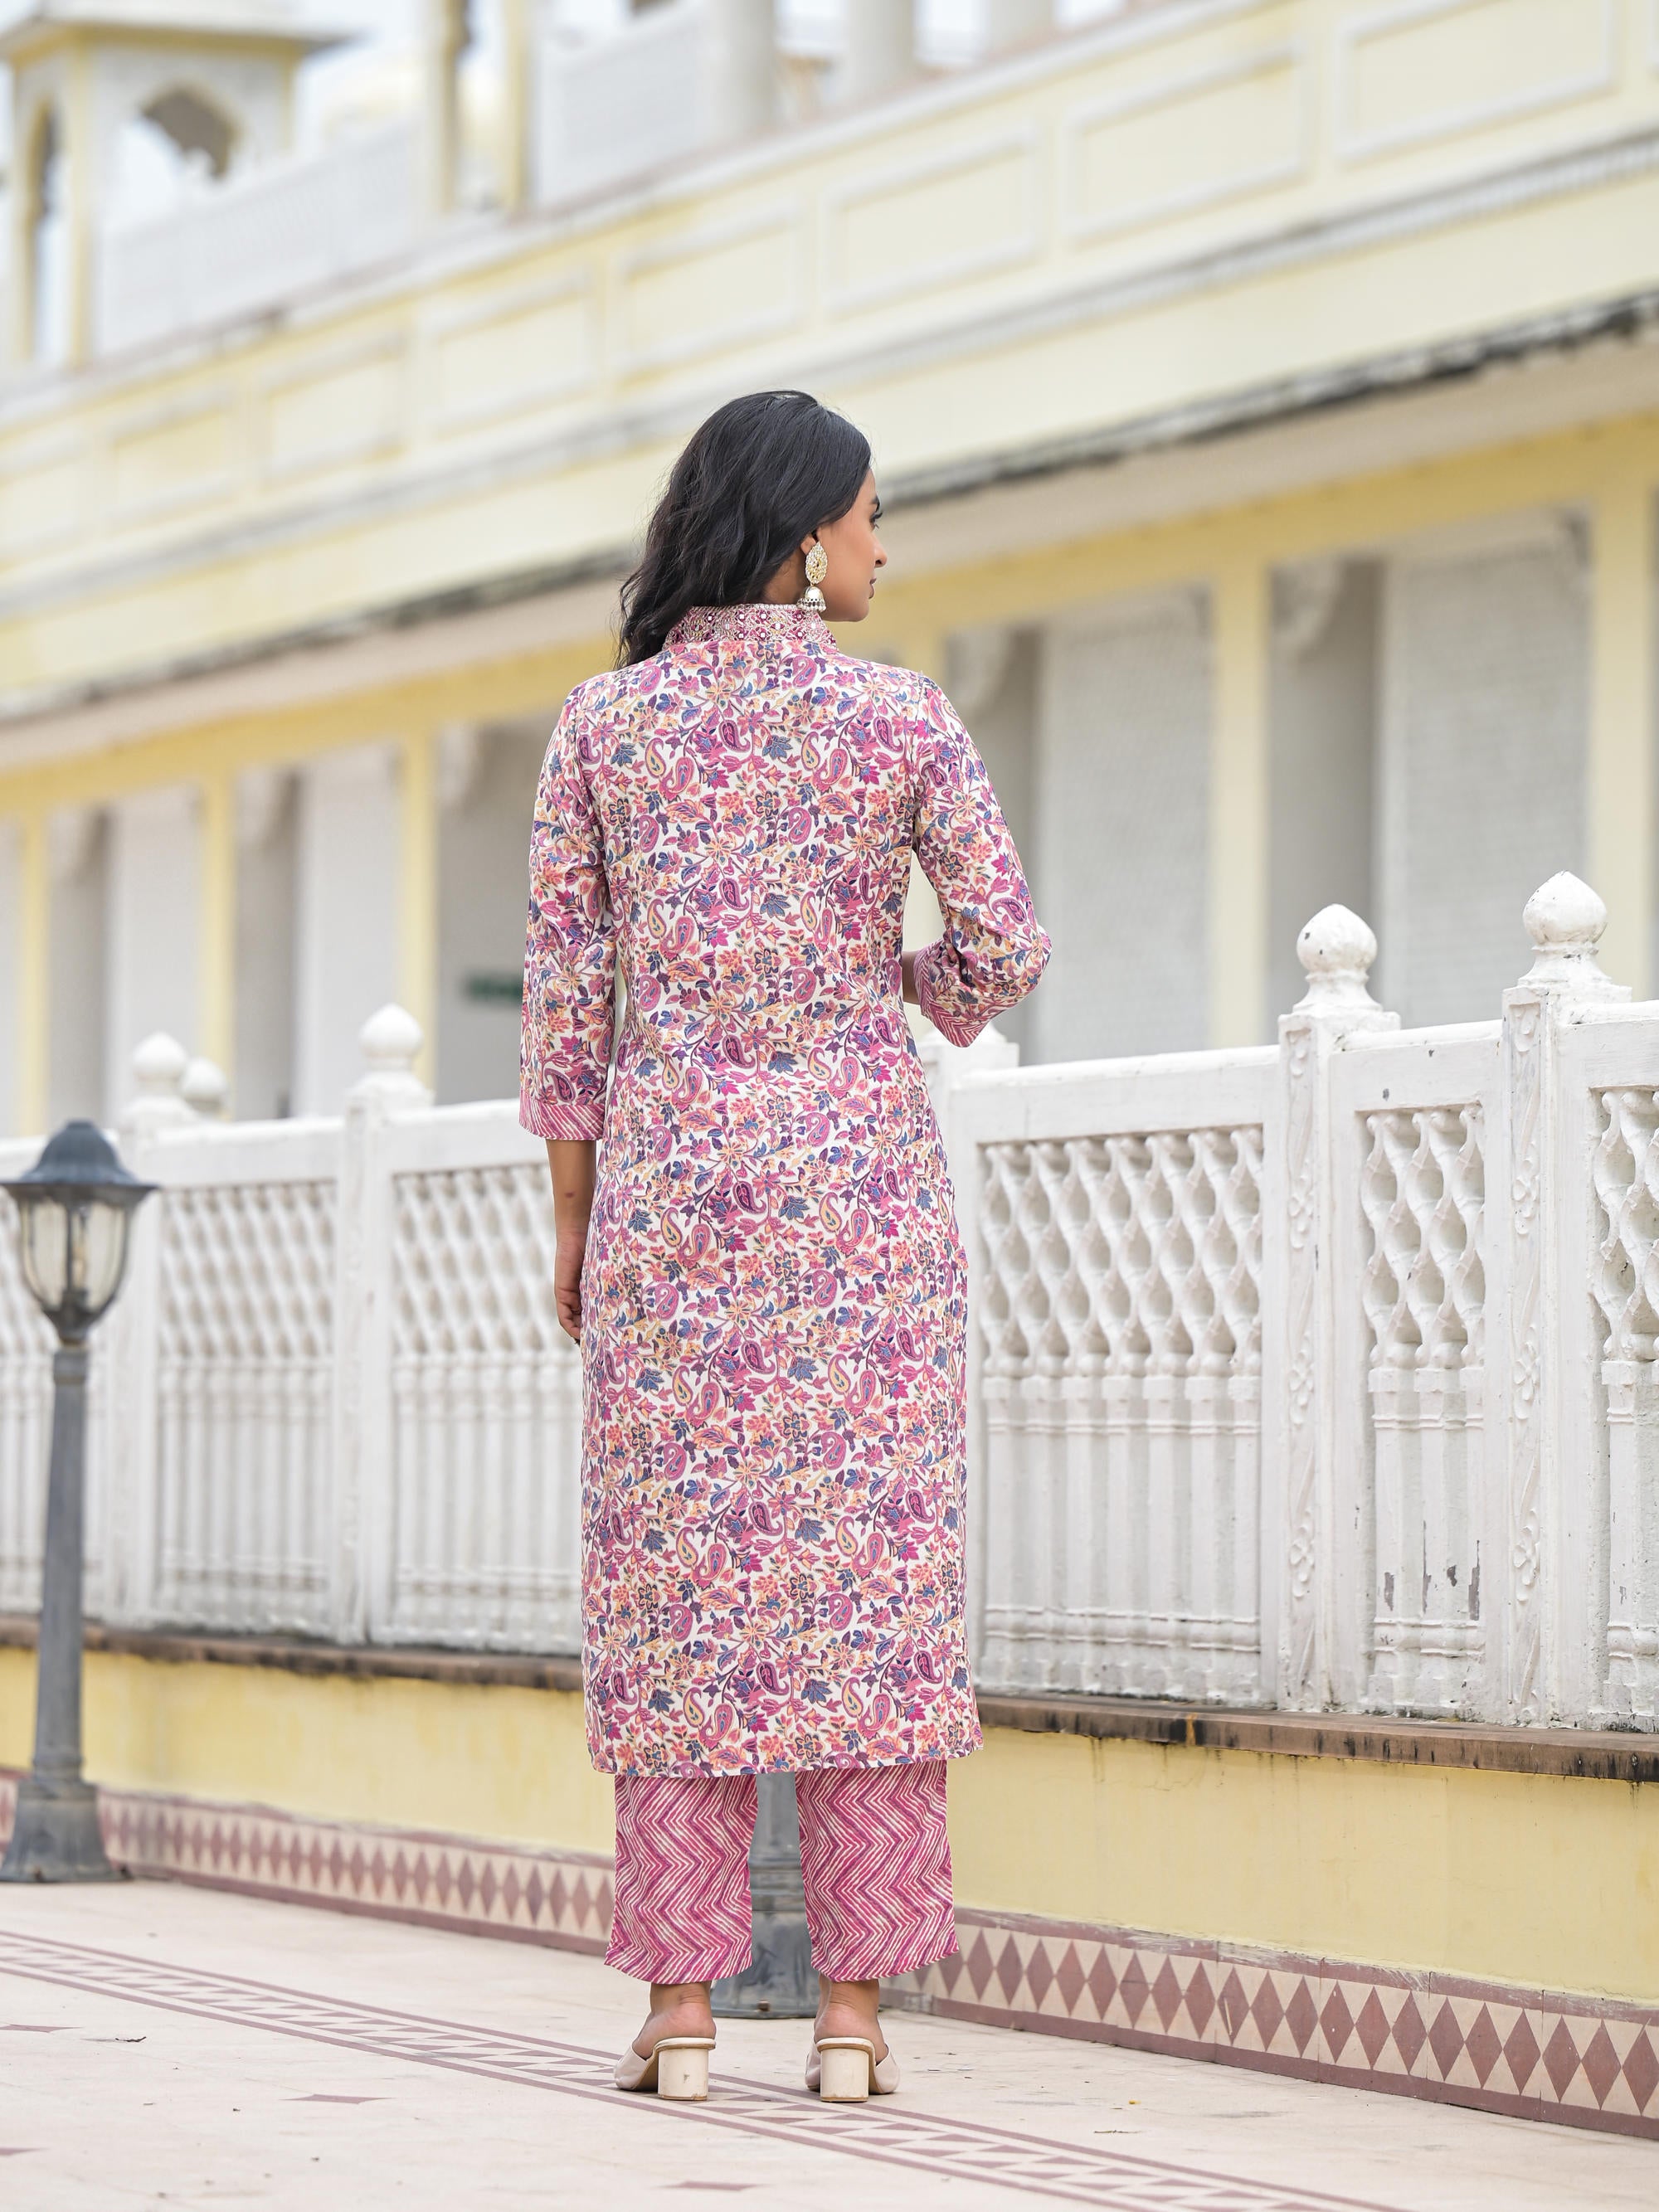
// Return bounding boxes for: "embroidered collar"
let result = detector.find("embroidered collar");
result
[667,603,834,658]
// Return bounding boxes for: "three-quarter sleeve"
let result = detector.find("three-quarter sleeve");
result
[910,679,1051,1048]
[519,688,617,1140]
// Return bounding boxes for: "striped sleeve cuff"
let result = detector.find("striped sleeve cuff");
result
[519,1092,606,1140]
[912,939,989,1050]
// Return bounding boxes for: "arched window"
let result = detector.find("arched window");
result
[109,87,241,231]
[141,85,237,178]
[27,106,71,367]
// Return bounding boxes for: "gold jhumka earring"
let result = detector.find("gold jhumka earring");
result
[798,541,829,613]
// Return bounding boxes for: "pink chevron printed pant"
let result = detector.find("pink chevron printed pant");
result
[606,1761,958,1984]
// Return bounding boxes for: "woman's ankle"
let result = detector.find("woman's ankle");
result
[815,1975,884,2049]
[817,1973,879,2005]
[635,1981,714,2056]
[648,1980,713,2020]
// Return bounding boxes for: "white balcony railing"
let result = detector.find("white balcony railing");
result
[97,123,421,357]
[4,876,1658,1732]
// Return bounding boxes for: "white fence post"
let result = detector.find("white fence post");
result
[1272,907,1396,1710]
[105,1033,194,1625]
[330,1006,431,1644]
[1498,874,1627,1722]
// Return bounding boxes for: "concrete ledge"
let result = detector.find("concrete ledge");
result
[0,1617,584,1695]
[975,1689,1659,1784]
[4,1621,1653,1782]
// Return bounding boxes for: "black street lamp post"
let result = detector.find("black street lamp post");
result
[710,1774,817,2019]
[1,1121,154,1884]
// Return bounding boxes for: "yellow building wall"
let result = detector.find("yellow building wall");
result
[0,1646,613,1858]
[951,1728,1659,2009]
[6,0,1659,701]
[5,403,1656,1077]
[4,1645,1653,2005]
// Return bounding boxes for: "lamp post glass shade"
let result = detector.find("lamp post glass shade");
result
[3,1121,153,1339]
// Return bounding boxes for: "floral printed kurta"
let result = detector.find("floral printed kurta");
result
[520,602,1050,1777]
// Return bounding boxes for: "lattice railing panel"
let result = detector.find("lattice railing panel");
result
[980,1129,1263,1382]
[1358,1105,1487,1717]
[1360,1106,1485,1370]
[1592,1088,1659,1360]
[977,1127,1264,1705]
[1591,1089,1659,1721]
[152,1182,337,1634]
[387,1164,581,1651]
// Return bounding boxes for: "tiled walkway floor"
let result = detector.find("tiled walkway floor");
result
[0,1884,1653,2210]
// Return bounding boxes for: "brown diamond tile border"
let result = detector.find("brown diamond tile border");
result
[2,1772,1653,2139]
[889,1909,1659,2142]
[0,1771,608,1958]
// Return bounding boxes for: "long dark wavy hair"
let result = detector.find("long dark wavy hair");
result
[617,391,872,666]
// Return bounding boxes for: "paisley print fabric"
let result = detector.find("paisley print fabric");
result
[520,601,1050,1777]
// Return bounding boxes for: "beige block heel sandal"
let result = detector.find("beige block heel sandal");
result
[807,2036,900,2103]
[614,2035,716,2100]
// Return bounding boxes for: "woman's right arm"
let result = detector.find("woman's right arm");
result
[545,1138,596,1341]
[908,681,1051,1045]
[519,686,616,1342]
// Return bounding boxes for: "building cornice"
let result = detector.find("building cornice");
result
[4,107,1658,664]
[3,275,1658,735]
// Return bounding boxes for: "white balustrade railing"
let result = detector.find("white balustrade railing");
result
[97,124,420,357]
[960,1052,1272,1706]
[4,874,1659,1730]
[382,1104,582,1653]
[143,1122,341,1637]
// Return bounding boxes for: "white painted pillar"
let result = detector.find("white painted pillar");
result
[1587,479,1657,998]
[699,0,778,147]
[983,0,1055,54]
[839,0,916,105]
[1210,555,1272,1048]
[294,744,402,1116]
[234,767,299,1121]
[422,0,467,214]
[104,785,202,1128]
[46,805,106,1126]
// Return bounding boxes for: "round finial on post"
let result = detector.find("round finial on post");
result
[1294,905,1379,1012]
[181,1057,229,1118]
[1520,873,1626,1000]
[120,1033,192,1134]
[351,1003,430,1107]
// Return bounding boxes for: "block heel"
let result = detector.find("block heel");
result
[817,2039,876,2102]
[614,2034,715,2097]
[655,2041,712,2101]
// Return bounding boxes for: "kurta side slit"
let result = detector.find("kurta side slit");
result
[519,601,1051,1782]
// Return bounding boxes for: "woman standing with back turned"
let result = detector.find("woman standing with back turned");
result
[520,391,1050,2105]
